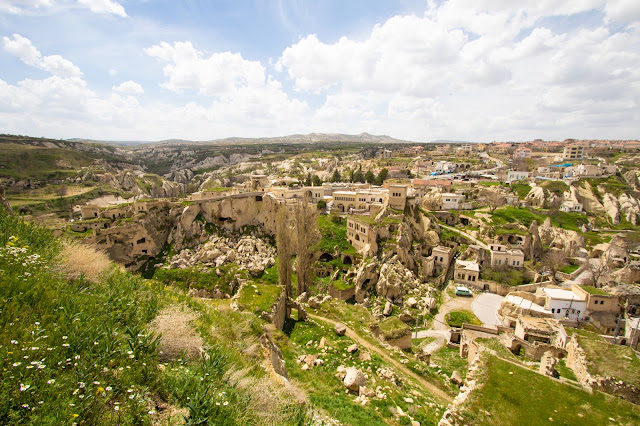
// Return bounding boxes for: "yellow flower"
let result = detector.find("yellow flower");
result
[97,387,104,393]
[72,414,79,418]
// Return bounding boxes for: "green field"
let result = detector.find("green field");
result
[462,355,640,425]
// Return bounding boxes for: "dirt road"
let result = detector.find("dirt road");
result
[307,313,453,403]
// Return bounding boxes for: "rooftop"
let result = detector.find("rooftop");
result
[456,259,479,272]
[504,295,551,314]
[542,288,585,302]
[518,317,557,335]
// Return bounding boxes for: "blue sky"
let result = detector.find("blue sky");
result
[0,0,639,142]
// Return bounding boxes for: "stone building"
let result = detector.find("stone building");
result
[488,243,525,268]
[454,260,480,287]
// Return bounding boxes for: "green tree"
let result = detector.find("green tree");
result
[375,168,389,185]
[312,174,322,186]
[353,166,365,183]
[276,205,293,318]
[365,170,375,184]
[330,169,341,183]
[304,172,312,186]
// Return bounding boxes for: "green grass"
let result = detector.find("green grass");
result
[579,285,610,295]
[0,142,93,179]
[480,269,530,287]
[491,207,543,227]
[555,359,578,382]
[463,355,640,425]
[430,346,469,382]
[315,215,356,255]
[558,264,580,274]
[445,310,481,327]
[573,329,640,386]
[379,317,411,340]
[236,283,283,316]
[0,210,310,425]
[510,183,531,200]
[273,316,444,425]
[540,180,568,196]
[585,175,630,197]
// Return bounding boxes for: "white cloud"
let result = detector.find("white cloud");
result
[0,0,125,16]
[145,41,267,96]
[108,68,117,76]
[2,34,82,77]
[112,80,144,95]
[605,0,640,24]
[0,0,52,14]
[77,0,125,17]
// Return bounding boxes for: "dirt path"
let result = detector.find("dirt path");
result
[307,313,453,403]
[439,224,488,249]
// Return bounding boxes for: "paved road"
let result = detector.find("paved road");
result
[472,293,504,327]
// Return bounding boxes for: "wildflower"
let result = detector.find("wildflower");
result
[114,406,120,411]
[62,343,69,347]
[128,395,134,400]
[72,414,79,418]
[47,379,55,384]
[38,365,45,369]
[97,387,104,393]
[12,362,21,367]
[78,382,85,388]
[93,381,100,385]
[20,384,30,391]
[223,401,229,406]
[22,404,29,409]
[74,355,80,360]
[10,340,17,345]
[62,336,68,340]
[148,410,156,415]
[105,386,112,391]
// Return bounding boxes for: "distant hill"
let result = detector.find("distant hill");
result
[68,132,414,146]
[429,139,480,144]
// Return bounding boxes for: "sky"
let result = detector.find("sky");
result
[0,0,639,142]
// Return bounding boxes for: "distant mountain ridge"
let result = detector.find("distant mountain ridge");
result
[68,132,416,146]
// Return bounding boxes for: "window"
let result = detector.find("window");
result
[551,308,555,313]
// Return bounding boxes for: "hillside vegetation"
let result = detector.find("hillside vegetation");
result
[0,209,309,425]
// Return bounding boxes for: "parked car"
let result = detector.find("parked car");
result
[455,286,473,297]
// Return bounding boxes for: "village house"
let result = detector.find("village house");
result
[515,316,567,346]
[441,192,463,210]
[454,260,480,287]
[431,245,454,270]
[80,205,101,219]
[346,216,374,254]
[507,170,530,182]
[388,184,407,210]
[563,144,585,160]
[488,243,525,268]
[435,144,450,155]
[513,147,532,160]
[560,200,583,213]
[537,287,587,321]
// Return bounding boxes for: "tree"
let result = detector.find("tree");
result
[353,166,365,183]
[540,249,567,282]
[312,174,322,187]
[481,189,506,213]
[365,170,375,184]
[294,195,320,297]
[55,184,68,198]
[276,205,293,317]
[304,172,312,186]
[375,168,389,185]
[317,199,327,210]
[330,169,341,183]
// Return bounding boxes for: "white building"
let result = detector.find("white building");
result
[441,193,463,210]
[560,200,583,213]
[539,288,587,321]
[489,243,525,268]
[507,170,530,182]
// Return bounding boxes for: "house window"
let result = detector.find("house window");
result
[551,308,555,313]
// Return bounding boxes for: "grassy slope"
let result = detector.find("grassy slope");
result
[463,355,640,425]
[574,329,640,386]
[0,142,93,180]
[0,210,307,425]
[316,215,356,255]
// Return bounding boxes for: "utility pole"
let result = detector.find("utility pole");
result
[613,313,622,345]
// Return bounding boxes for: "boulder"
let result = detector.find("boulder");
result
[335,323,347,336]
[344,367,367,392]
[347,344,358,354]
[359,351,372,362]
[406,297,418,309]
[450,370,463,386]
[383,301,393,316]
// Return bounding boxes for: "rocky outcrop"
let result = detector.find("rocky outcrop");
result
[525,186,545,208]
[376,256,421,302]
[528,220,543,261]
[602,193,620,225]
[619,193,640,225]
[539,220,585,256]
[164,234,276,276]
[572,182,605,213]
